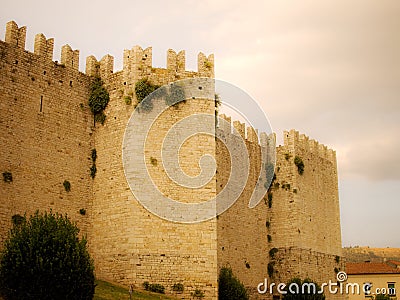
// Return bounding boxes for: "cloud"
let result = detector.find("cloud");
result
[1,0,399,183]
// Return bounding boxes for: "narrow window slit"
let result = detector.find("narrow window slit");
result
[40,96,43,112]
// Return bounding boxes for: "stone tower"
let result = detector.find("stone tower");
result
[0,21,343,299]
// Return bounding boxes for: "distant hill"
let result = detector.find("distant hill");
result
[343,247,400,263]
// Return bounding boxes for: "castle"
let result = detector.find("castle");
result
[0,21,344,299]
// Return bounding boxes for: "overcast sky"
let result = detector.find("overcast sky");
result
[1,0,399,247]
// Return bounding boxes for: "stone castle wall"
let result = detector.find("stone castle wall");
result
[0,21,93,246]
[89,48,218,298]
[0,20,344,300]
[216,124,343,299]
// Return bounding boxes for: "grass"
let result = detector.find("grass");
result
[94,280,179,300]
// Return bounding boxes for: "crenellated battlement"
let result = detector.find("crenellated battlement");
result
[167,49,185,73]
[218,114,275,149]
[1,20,214,81]
[0,19,342,300]
[34,33,54,61]
[5,21,26,49]
[283,129,336,164]
[61,44,79,70]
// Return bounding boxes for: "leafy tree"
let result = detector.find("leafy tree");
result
[218,267,248,300]
[0,211,95,300]
[282,277,325,300]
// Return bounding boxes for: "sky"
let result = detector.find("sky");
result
[1,0,399,247]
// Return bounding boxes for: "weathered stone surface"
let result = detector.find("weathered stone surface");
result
[0,20,343,300]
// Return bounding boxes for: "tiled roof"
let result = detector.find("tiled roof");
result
[347,262,400,275]
[388,260,400,266]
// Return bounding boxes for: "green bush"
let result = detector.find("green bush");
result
[269,248,278,259]
[0,211,95,300]
[90,164,97,179]
[282,278,325,300]
[88,77,109,114]
[91,149,97,162]
[63,180,71,192]
[88,77,109,125]
[124,95,132,105]
[267,192,273,208]
[94,112,106,125]
[172,283,184,293]
[294,156,305,175]
[135,79,160,103]
[2,172,12,183]
[218,267,248,300]
[11,214,25,226]
[90,149,97,179]
[265,164,275,192]
[142,281,165,294]
[192,289,205,298]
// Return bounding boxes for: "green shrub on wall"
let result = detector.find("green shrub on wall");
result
[88,77,109,125]
[294,156,305,175]
[2,172,12,183]
[63,180,71,192]
[90,149,97,179]
[192,289,205,299]
[135,78,160,103]
[269,248,278,259]
[172,283,184,293]
[142,281,165,294]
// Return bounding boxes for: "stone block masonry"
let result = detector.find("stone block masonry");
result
[0,20,344,300]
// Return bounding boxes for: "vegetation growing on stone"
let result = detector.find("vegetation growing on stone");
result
[294,156,305,175]
[63,180,71,192]
[143,281,165,294]
[172,283,184,293]
[2,172,12,183]
[90,148,97,179]
[192,289,205,298]
[269,247,279,259]
[135,78,160,103]
[89,77,109,125]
